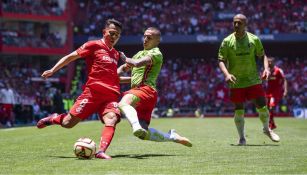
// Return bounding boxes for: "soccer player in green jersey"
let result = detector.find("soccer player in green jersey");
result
[218,14,280,145]
[118,27,192,147]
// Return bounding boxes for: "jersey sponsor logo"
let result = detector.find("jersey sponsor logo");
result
[102,55,118,65]
[76,99,88,113]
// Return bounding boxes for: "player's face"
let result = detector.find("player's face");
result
[103,24,121,47]
[268,59,274,69]
[233,18,246,34]
[143,30,160,50]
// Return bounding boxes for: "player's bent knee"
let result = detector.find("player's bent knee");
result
[103,112,118,126]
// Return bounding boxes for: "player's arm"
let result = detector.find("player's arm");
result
[218,60,236,84]
[120,52,152,68]
[117,63,132,75]
[41,51,81,79]
[261,55,270,80]
[283,78,288,97]
[119,76,131,84]
[281,70,288,97]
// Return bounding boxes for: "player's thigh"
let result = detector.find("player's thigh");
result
[69,88,101,120]
[230,88,246,104]
[252,96,266,108]
[120,93,140,107]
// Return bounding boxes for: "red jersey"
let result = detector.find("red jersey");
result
[76,39,120,94]
[266,66,285,98]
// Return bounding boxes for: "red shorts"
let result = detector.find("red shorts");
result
[230,84,265,103]
[266,96,282,107]
[123,85,157,124]
[70,86,121,121]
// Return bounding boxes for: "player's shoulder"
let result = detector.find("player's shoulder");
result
[246,32,260,40]
[223,33,235,42]
[81,40,102,48]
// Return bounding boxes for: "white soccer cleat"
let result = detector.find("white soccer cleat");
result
[263,129,280,142]
[168,129,192,147]
[133,128,148,139]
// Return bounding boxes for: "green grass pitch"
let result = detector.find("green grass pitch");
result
[0,118,307,174]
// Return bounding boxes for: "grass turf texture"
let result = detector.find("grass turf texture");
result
[0,118,307,174]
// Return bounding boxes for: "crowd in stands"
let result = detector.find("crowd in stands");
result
[156,57,307,116]
[1,21,63,48]
[0,57,68,127]
[0,56,306,127]
[73,0,306,36]
[1,0,64,16]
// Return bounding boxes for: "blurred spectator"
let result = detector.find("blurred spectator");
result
[2,0,64,16]
[0,83,16,127]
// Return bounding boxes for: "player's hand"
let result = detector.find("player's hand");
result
[262,69,271,80]
[119,51,127,62]
[41,70,54,79]
[225,74,236,84]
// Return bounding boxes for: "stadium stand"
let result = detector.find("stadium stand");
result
[73,0,306,36]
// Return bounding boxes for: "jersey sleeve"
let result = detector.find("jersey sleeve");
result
[76,41,96,58]
[254,37,265,57]
[218,39,228,61]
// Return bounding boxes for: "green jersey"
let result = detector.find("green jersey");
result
[131,47,163,90]
[218,32,265,88]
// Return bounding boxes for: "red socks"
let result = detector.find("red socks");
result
[52,113,66,125]
[99,126,115,152]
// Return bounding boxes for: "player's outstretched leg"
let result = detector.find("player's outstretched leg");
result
[257,106,280,142]
[36,113,66,128]
[140,128,192,147]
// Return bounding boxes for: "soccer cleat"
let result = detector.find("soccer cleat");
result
[168,129,192,147]
[263,129,280,142]
[238,137,247,146]
[95,151,112,160]
[133,128,148,139]
[36,113,58,129]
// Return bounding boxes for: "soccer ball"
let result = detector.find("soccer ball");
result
[73,138,96,159]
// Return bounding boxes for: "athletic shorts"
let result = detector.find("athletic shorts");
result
[267,96,282,107]
[123,85,157,124]
[230,84,265,103]
[70,86,121,121]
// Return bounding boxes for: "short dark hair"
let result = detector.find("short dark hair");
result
[105,18,122,30]
[147,27,161,37]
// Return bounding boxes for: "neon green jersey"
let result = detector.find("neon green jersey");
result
[218,32,265,88]
[131,47,163,90]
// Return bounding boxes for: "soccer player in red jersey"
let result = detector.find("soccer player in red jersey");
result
[265,57,288,130]
[118,27,192,147]
[36,19,123,160]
